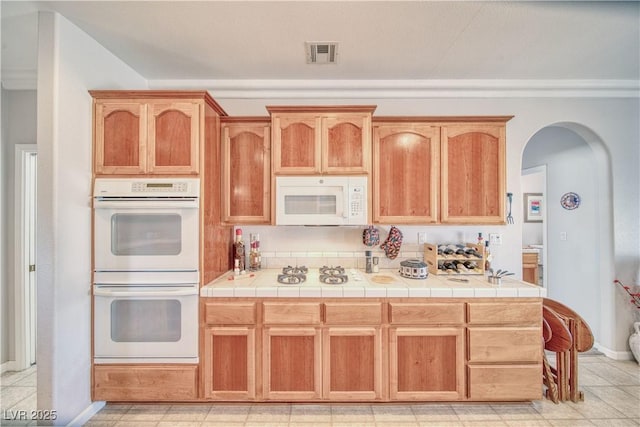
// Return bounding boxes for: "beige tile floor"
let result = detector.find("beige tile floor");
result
[2,354,639,426]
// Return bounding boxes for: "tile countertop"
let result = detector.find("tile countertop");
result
[201,269,547,298]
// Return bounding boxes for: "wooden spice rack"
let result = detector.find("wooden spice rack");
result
[424,243,486,275]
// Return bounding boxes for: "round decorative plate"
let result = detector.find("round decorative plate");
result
[560,192,581,210]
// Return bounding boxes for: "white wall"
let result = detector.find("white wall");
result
[36,12,147,424]
[1,90,37,366]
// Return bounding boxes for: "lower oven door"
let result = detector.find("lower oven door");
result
[93,285,198,363]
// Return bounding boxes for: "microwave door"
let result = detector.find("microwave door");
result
[279,186,346,225]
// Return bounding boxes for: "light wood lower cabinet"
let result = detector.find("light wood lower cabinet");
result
[323,327,383,400]
[389,327,465,401]
[202,301,257,400]
[195,298,543,403]
[203,327,256,400]
[522,252,539,285]
[263,326,322,400]
[466,301,543,401]
[93,365,198,401]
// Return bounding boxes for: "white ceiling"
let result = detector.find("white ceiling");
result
[1,1,639,92]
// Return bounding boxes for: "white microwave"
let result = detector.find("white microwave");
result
[275,176,368,226]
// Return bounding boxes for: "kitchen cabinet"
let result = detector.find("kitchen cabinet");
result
[202,301,257,400]
[221,117,271,224]
[466,301,542,401]
[92,92,204,175]
[372,122,440,223]
[388,302,465,400]
[440,122,507,224]
[523,252,539,285]
[93,365,198,401]
[262,302,323,400]
[268,106,376,175]
[371,117,511,224]
[323,302,383,400]
[196,297,542,403]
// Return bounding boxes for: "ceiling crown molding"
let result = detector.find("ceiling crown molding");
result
[149,79,640,99]
[1,69,37,90]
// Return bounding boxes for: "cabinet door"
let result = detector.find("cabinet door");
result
[272,114,321,174]
[147,102,200,174]
[323,327,382,400]
[94,101,146,175]
[222,122,271,223]
[373,124,439,223]
[389,327,465,401]
[441,124,506,224]
[203,327,256,400]
[322,115,371,174]
[263,327,322,400]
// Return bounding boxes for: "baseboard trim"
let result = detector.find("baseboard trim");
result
[1,360,19,374]
[594,342,634,361]
[66,401,105,427]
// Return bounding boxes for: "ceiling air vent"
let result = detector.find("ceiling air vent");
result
[305,42,338,64]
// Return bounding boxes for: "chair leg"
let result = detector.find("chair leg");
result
[543,354,559,403]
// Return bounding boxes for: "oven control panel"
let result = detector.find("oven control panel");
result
[132,182,189,193]
[94,178,200,198]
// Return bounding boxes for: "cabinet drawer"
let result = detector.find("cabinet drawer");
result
[468,327,542,363]
[93,365,198,401]
[324,302,382,325]
[522,253,538,265]
[263,302,322,325]
[389,302,464,325]
[204,302,256,325]
[468,365,542,401]
[467,301,541,325]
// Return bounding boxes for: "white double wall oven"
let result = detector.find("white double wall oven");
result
[92,178,200,364]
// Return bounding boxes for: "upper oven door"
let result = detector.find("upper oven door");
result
[94,199,199,272]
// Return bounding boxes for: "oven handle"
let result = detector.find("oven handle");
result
[94,199,199,209]
[93,287,199,297]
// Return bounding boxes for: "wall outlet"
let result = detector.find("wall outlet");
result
[489,233,503,245]
[560,231,567,241]
[418,232,427,244]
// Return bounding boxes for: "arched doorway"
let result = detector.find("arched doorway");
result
[521,123,615,352]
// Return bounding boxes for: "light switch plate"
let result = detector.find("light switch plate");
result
[489,233,503,245]
[418,232,427,244]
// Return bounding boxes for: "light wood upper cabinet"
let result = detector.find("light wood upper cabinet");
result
[373,123,440,223]
[221,118,271,224]
[94,102,147,174]
[268,106,376,175]
[147,102,200,174]
[92,92,205,175]
[440,123,506,224]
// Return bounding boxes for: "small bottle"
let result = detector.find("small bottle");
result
[233,228,246,272]
[365,250,373,273]
[249,233,261,271]
[484,240,492,272]
[233,259,240,276]
[372,257,379,273]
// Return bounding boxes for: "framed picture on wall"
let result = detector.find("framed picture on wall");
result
[524,193,543,222]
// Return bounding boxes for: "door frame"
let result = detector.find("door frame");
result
[521,165,547,288]
[14,144,37,370]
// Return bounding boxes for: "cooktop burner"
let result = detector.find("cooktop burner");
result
[319,265,348,285]
[277,265,307,285]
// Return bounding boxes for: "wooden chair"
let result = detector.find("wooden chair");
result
[542,306,572,402]
[543,298,594,402]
